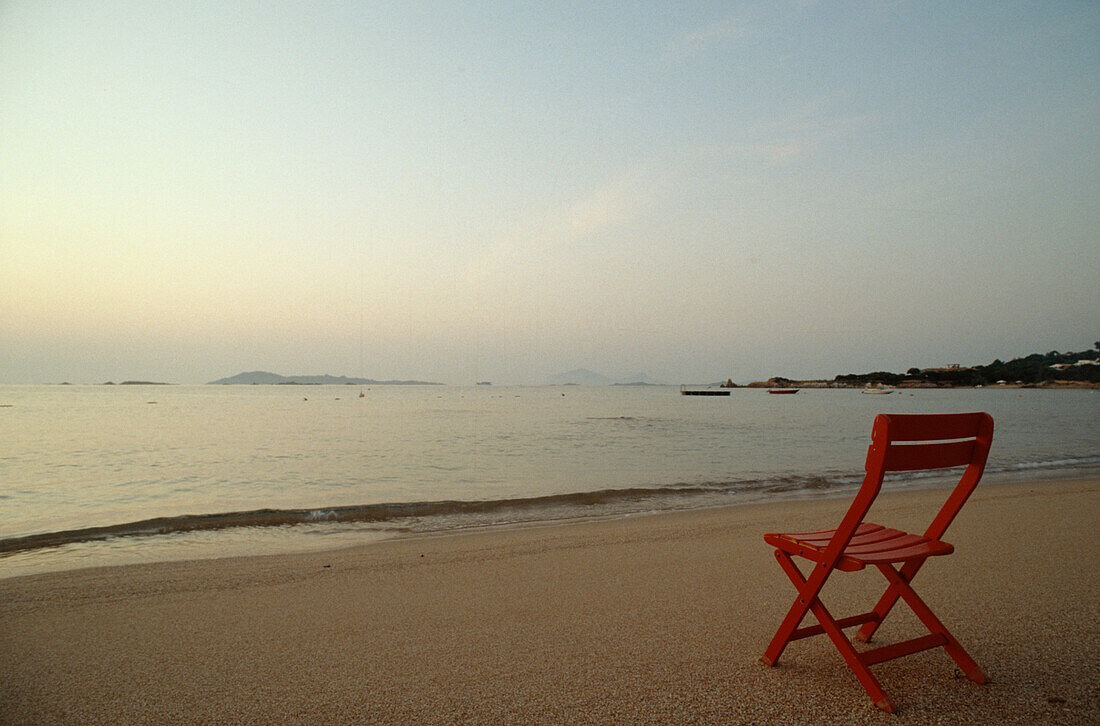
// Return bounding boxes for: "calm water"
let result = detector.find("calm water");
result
[1,384,1097,578]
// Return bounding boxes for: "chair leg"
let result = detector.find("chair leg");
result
[808,597,896,713]
[763,550,896,712]
[855,559,923,643]
[877,564,988,684]
[761,550,820,666]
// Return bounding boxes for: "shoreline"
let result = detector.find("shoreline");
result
[744,380,1100,389]
[2,476,1097,724]
[3,463,1097,582]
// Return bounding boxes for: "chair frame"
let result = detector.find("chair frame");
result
[760,412,994,713]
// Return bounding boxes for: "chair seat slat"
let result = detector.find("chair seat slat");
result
[770,524,900,546]
[767,525,953,565]
[843,533,927,555]
[778,522,882,539]
[846,528,907,546]
[856,541,953,563]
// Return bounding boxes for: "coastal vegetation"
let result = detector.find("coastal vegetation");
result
[760,344,1100,389]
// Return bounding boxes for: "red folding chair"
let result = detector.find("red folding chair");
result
[760,412,994,713]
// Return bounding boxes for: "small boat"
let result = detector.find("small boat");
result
[860,387,894,394]
[680,386,731,396]
[768,389,799,395]
[476,381,492,386]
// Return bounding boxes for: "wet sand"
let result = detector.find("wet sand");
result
[2,478,1097,724]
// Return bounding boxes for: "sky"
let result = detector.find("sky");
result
[2,1,1097,385]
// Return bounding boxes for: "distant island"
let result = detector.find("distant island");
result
[747,344,1100,389]
[209,371,442,386]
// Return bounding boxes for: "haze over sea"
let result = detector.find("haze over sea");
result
[1,384,1096,579]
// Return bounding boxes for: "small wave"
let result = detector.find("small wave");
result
[4,457,1094,556]
[0,476,850,554]
[802,476,835,490]
[995,456,1100,471]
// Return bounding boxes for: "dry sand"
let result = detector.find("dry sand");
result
[2,478,1098,725]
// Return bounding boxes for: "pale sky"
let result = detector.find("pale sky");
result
[2,1,1097,384]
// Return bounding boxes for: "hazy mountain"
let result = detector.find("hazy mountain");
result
[210,371,288,384]
[209,371,441,385]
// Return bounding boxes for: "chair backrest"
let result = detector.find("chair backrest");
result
[822,413,994,566]
[869,412,994,474]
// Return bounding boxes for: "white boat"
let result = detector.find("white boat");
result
[860,387,894,394]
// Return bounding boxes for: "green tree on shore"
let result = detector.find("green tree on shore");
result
[835,345,1099,387]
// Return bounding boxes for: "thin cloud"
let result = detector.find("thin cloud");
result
[725,143,807,165]
[661,18,756,63]
[565,168,656,235]
[563,144,805,237]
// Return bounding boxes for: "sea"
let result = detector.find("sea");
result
[1,384,1097,579]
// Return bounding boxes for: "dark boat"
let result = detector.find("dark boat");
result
[768,389,800,394]
[680,386,731,396]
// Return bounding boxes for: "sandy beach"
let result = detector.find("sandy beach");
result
[2,478,1097,725]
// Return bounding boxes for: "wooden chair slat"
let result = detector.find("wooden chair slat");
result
[856,540,954,563]
[882,440,975,471]
[778,522,882,539]
[878,412,987,441]
[846,528,907,547]
[842,533,927,555]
